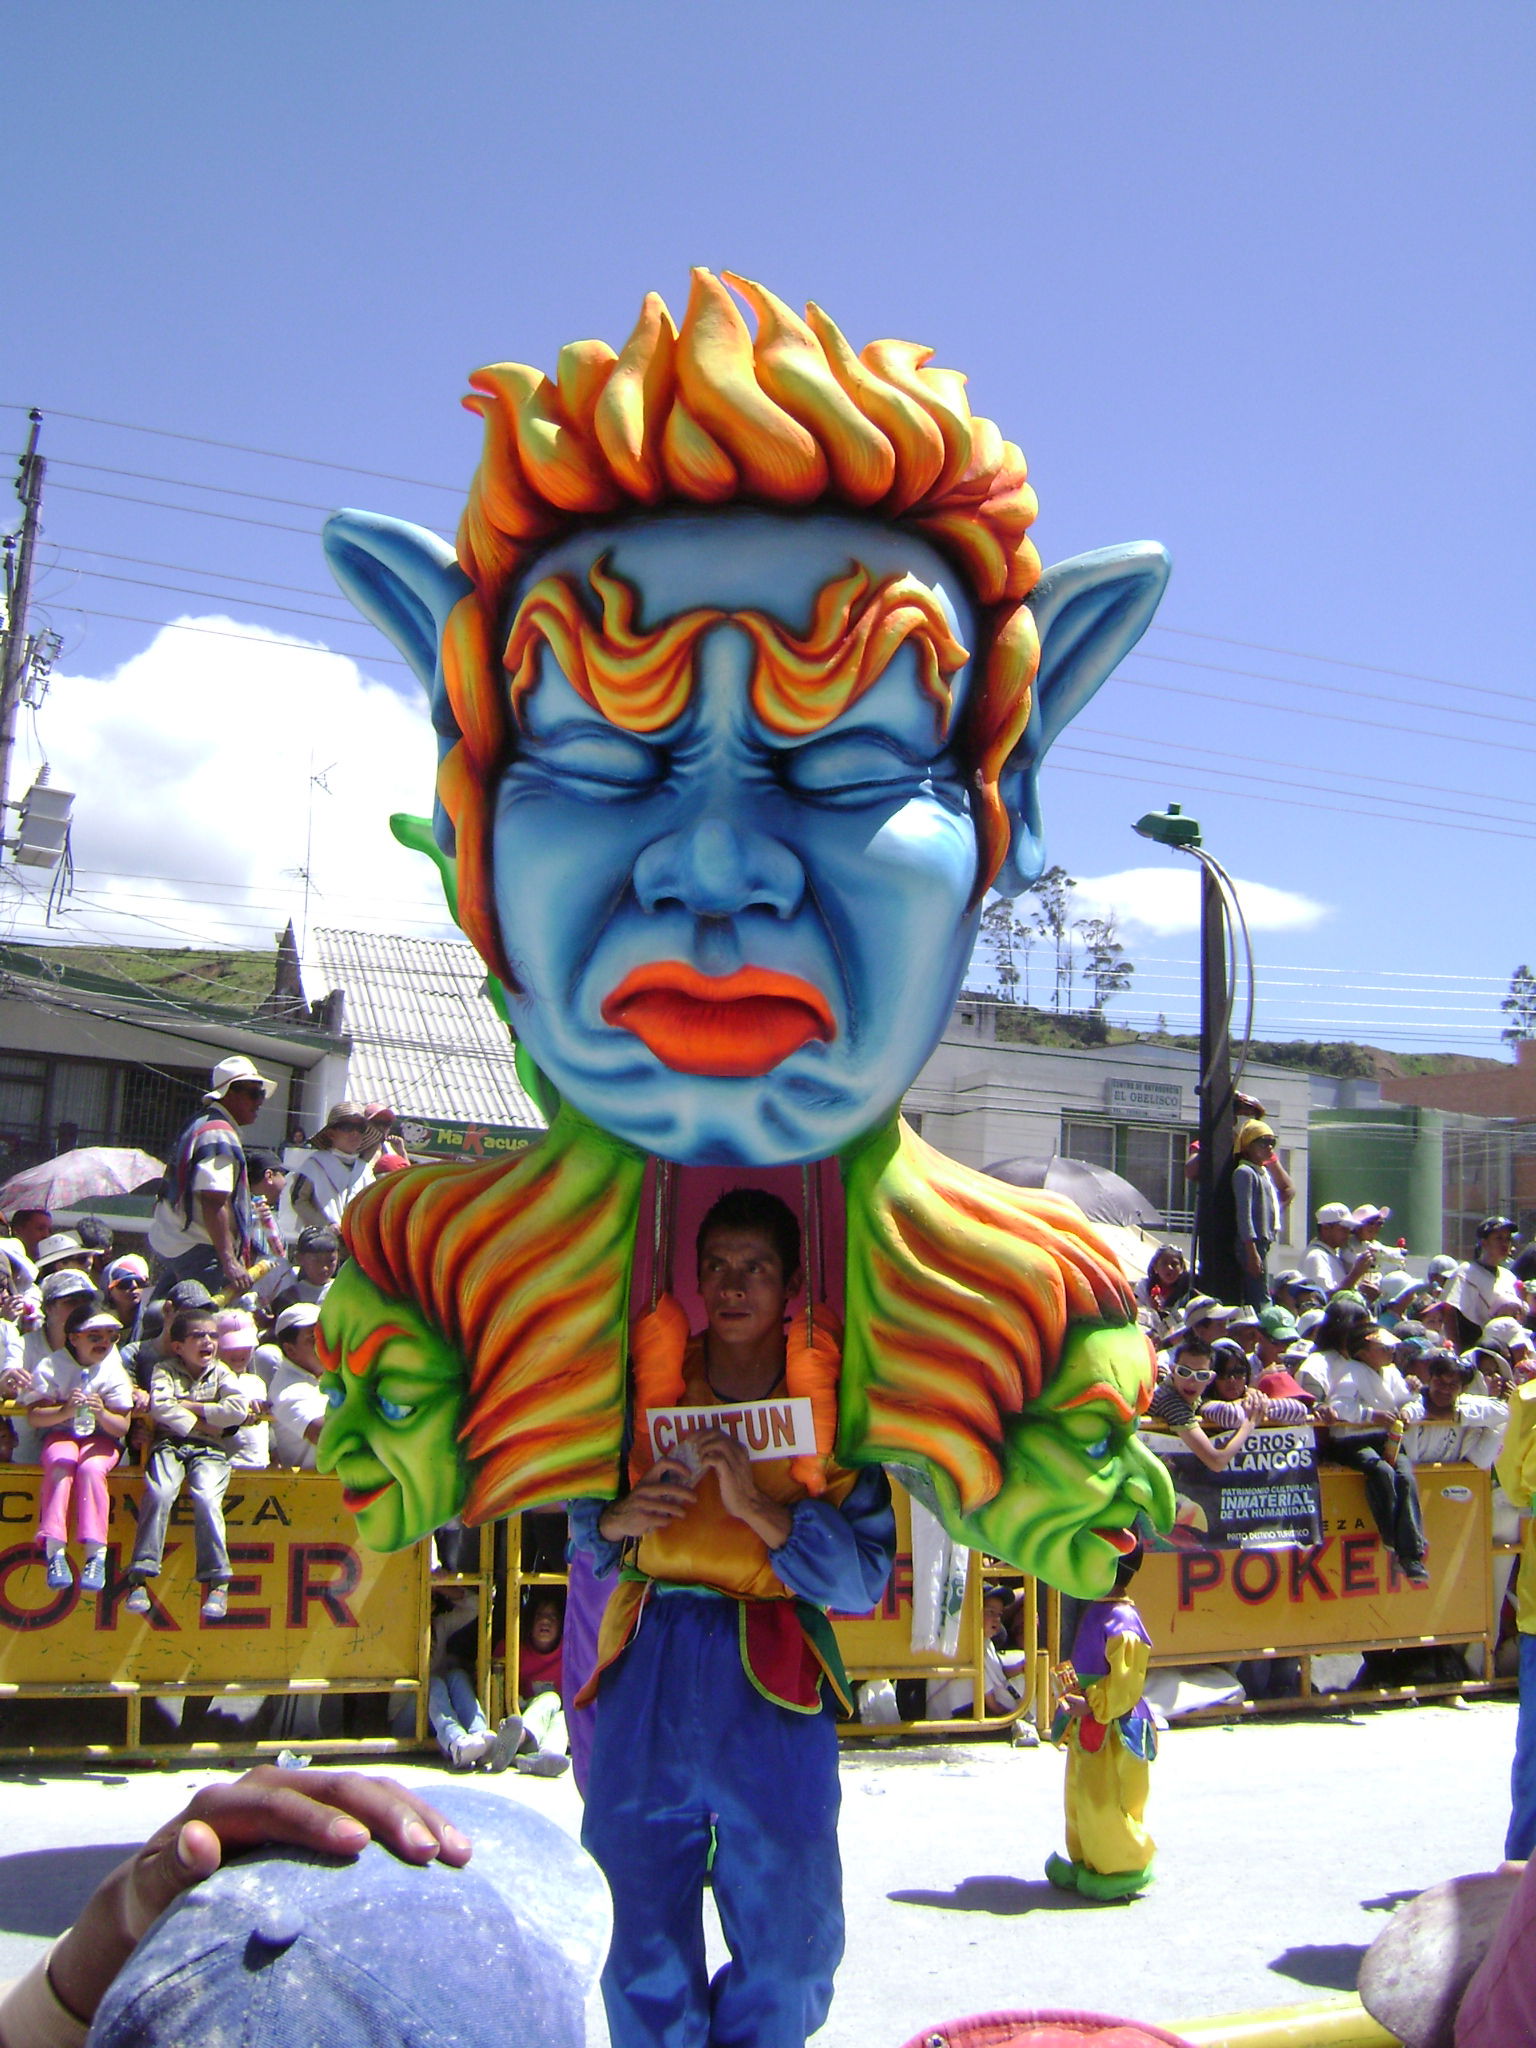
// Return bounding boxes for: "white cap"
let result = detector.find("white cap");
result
[1315,1202,1355,1228]
[274,1301,321,1340]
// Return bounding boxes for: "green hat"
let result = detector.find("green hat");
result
[1258,1306,1299,1341]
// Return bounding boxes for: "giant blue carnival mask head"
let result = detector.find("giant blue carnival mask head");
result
[325,271,1169,1167]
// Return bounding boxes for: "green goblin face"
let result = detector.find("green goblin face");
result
[316,1264,469,1552]
[944,1325,1175,1598]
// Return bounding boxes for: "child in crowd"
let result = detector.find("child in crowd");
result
[10,1267,97,1463]
[217,1309,271,1470]
[927,1584,1026,1721]
[1047,1539,1157,1901]
[24,1298,133,1590]
[101,1254,149,1333]
[124,1308,248,1621]
[427,1589,523,1772]
[508,1590,571,1777]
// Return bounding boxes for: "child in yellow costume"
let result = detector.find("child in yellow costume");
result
[1047,1539,1156,1901]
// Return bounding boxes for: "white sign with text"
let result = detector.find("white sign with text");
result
[647,1398,816,1465]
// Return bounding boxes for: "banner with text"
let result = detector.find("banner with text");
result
[1142,1423,1323,1551]
[0,1471,426,1687]
[1135,1463,1491,1660]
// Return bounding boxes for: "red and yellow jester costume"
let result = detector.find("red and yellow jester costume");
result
[572,1303,895,2048]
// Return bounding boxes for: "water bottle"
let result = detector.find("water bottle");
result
[72,1394,94,1439]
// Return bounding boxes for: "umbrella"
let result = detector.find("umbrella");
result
[983,1153,1164,1230]
[0,1147,166,1215]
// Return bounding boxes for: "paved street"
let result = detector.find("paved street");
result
[0,1701,1516,2041]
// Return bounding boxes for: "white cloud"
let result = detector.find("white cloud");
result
[1,616,453,963]
[1064,867,1330,939]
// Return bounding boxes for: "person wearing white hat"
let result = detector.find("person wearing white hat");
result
[266,1302,328,1470]
[1299,1203,1371,1297]
[1351,1203,1396,1286]
[288,1101,376,1234]
[32,1231,90,1277]
[147,1055,276,1302]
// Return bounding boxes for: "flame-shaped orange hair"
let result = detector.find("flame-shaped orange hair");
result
[340,1111,647,1519]
[436,270,1045,980]
[840,1119,1140,1514]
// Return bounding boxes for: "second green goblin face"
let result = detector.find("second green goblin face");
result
[935,1325,1175,1598]
[316,1264,469,1552]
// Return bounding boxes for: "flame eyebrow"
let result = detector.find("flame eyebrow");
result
[331,1319,415,1378]
[734,568,970,740]
[1059,1381,1139,1424]
[504,556,720,735]
[500,558,970,746]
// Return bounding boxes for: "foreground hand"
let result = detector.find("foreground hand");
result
[48,1766,470,2025]
[597,1455,696,1541]
[692,1431,793,1546]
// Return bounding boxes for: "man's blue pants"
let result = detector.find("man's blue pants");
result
[581,1593,844,2048]
[1507,1631,1536,1858]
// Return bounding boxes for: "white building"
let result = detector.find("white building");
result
[905,1000,1312,1257]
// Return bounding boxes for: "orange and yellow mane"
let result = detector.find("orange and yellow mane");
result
[434,270,1045,984]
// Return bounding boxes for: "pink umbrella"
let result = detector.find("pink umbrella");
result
[0,1147,166,1215]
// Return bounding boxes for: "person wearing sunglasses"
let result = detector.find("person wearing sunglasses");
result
[1146,1338,1263,1472]
[289,1101,376,1234]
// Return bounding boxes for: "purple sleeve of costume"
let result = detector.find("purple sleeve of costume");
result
[769,1466,896,1611]
[568,1494,625,1578]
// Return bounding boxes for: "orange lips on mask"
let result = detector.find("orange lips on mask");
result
[600,962,836,1078]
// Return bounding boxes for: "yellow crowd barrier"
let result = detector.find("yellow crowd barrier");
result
[0,1467,475,1759]
[0,1458,1517,1758]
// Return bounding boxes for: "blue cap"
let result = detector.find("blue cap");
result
[86,1787,608,2047]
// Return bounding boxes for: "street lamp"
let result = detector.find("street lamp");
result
[1133,803,1250,1301]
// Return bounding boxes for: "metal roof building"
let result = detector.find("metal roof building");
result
[311,927,544,1138]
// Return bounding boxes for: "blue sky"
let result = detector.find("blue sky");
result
[3,3,1532,1052]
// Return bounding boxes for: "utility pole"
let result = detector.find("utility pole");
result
[0,410,45,825]
[1194,854,1241,1300]
[1133,802,1243,1299]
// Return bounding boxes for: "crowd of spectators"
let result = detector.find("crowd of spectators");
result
[1135,1199,1536,1595]
[0,1065,389,1584]
[0,1057,569,1768]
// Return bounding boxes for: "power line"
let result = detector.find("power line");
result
[1148,623,1527,708]
[49,457,357,517]
[37,603,412,671]
[1113,671,1536,760]
[1050,747,1536,845]
[1076,720,1532,821]
[0,400,463,494]
[47,480,323,537]
[1135,646,1536,734]
[1060,736,1531,836]
[44,565,359,629]
[47,545,346,602]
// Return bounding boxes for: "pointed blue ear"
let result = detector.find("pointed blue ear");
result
[993,541,1171,895]
[323,511,476,855]
[323,510,472,696]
